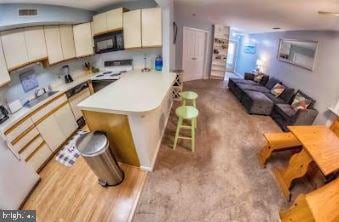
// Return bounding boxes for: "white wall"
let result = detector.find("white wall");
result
[235,30,339,125]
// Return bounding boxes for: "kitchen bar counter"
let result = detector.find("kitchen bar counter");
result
[78,70,176,171]
[78,71,176,114]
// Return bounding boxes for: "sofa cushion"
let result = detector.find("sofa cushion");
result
[275,104,297,119]
[265,77,281,90]
[229,78,258,85]
[271,83,286,97]
[279,86,295,103]
[260,75,270,86]
[238,83,270,93]
[254,73,264,83]
[264,93,287,104]
[291,90,315,110]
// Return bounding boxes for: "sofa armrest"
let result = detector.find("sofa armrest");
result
[244,72,255,80]
[290,109,319,126]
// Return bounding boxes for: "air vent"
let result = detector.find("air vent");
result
[18,9,38,16]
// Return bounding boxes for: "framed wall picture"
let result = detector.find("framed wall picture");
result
[244,45,256,54]
[19,69,39,92]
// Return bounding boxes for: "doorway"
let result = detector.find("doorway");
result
[182,27,208,81]
[226,40,238,73]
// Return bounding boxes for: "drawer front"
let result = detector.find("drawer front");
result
[26,143,52,171]
[21,136,44,160]
[12,127,40,153]
[6,117,34,142]
[31,94,67,123]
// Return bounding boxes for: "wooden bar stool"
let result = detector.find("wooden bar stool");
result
[173,106,199,152]
[180,91,198,108]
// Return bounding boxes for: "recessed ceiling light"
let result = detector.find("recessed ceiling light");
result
[272,27,281,30]
[318,11,339,16]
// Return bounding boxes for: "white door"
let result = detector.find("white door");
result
[182,27,207,81]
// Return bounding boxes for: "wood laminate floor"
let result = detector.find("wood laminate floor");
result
[22,156,147,222]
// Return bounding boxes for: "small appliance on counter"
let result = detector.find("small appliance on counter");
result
[7,100,23,114]
[0,105,9,124]
[155,55,163,71]
[62,65,73,83]
[91,59,133,92]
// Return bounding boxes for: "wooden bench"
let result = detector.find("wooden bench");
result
[280,178,339,222]
[258,132,302,168]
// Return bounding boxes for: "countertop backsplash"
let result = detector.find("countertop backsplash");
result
[0,58,92,108]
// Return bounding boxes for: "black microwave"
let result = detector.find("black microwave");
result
[94,31,124,54]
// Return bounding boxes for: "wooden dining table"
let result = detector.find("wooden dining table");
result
[274,125,339,200]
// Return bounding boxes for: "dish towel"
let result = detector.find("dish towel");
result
[56,130,88,167]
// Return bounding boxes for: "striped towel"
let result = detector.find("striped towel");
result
[56,130,88,167]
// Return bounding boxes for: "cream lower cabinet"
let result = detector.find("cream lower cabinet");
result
[54,103,78,138]
[36,103,77,151]
[36,114,65,152]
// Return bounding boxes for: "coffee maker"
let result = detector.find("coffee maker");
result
[62,65,73,83]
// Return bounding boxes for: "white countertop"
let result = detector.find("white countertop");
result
[0,72,95,135]
[78,71,176,114]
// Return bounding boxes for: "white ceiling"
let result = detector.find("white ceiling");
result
[175,0,339,33]
[0,0,137,11]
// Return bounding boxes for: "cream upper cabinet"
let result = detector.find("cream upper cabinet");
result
[92,13,107,36]
[92,8,124,36]
[44,26,64,64]
[73,23,94,57]
[142,8,162,47]
[0,39,10,87]
[24,26,48,61]
[59,25,76,60]
[54,103,78,139]
[1,29,29,70]
[123,10,141,49]
[36,114,65,151]
[107,8,123,32]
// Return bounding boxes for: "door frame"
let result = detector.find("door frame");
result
[182,26,210,80]
[226,40,238,73]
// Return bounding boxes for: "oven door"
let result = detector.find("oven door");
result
[91,79,116,92]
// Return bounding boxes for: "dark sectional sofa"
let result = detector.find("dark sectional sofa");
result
[228,72,319,131]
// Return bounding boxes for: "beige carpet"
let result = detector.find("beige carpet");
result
[133,79,313,222]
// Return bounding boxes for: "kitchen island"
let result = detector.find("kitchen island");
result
[78,71,176,171]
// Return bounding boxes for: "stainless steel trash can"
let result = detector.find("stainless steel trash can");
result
[76,131,124,187]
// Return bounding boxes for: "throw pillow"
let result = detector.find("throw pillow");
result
[254,73,264,83]
[291,92,312,110]
[271,83,285,97]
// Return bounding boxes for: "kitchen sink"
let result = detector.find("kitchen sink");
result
[24,91,59,108]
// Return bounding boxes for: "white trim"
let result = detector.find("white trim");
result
[139,101,173,172]
[182,26,209,80]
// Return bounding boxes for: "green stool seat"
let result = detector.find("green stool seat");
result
[180,91,198,108]
[173,106,199,152]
